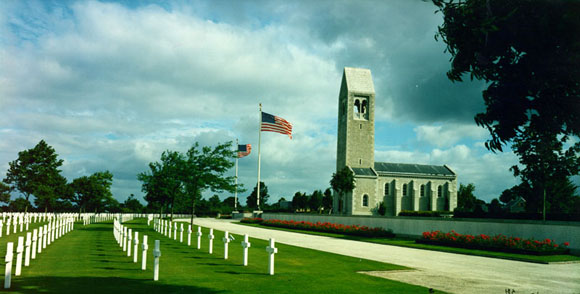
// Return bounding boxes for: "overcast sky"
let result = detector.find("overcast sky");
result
[2,0,553,205]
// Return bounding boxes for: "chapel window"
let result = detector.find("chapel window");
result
[384,183,389,196]
[362,194,369,207]
[402,184,408,196]
[437,185,442,197]
[420,184,425,197]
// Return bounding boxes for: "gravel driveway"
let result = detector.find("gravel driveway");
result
[180,218,580,294]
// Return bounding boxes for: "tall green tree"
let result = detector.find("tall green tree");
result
[3,140,66,212]
[309,190,324,213]
[456,183,478,212]
[138,151,185,220]
[0,182,11,206]
[433,0,580,217]
[511,125,580,214]
[322,188,333,212]
[138,141,237,222]
[183,142,237,224]
[70,171,115,213]
[292,192,308,212]
[121,194,145,213]
[246,181,269,210]
[330,167,355,214]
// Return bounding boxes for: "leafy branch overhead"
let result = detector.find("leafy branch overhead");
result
[433,0,580,151]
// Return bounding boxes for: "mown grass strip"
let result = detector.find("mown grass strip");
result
[7,219,444,294]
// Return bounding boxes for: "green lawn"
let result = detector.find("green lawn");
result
[4,219,443,294]
[237,222,580,264]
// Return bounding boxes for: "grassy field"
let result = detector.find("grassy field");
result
[237,222,580,264]
[2,219,442,294]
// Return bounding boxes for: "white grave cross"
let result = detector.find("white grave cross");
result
[153,240,161,281]
[15,237,24,276]
[141,235,148,270]
[187,225,192,246]
[31,229,38,259]
[179,223,184,243]
[196,227,203,249]
[127,229,133,257]
[24,232,32,267]
[133,231,139,263]
[241,234,251,266]
[4,242,13,289]
[266,238,278,275]
[208,228,214,254]
[222,231,231,259]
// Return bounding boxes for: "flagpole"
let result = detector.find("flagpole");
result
[257,103,262,211]
[234,138,239,212]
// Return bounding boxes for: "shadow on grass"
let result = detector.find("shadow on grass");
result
[12,276,223,294]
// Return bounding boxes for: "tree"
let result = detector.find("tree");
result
[70,171,115,213]
[433,0,580,151]
[292,192,307,212]
[322,188,333,212]
[121,194,144,213]
[222,196,241,210]
[330,167,355,214]
[182,142,237,224]
[9,198,32,212]
[246,182,269,210]
[456,183,478,212]
[510,125,580,215]
[3,140,65,212]
[434,0,580,217]
[309,190,324,213]
[0,182,11,206]
[138,151,185,220]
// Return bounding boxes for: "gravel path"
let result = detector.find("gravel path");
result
[180,218,580,294]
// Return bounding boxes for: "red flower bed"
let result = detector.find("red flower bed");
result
[260,219,395,238]
[240,217,264,224]
[418,230,570,255]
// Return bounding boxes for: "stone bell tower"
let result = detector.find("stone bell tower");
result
[336,67,375,171]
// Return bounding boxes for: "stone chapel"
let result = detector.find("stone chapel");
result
[333,67,458,216]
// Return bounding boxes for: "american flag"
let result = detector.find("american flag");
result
[261,112,292,139]
[237,144,251,158]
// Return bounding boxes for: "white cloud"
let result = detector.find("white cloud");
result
[415,124,489,148]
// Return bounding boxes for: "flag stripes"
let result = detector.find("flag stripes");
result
[261,112,292,139]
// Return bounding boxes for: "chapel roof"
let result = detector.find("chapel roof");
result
[374,162,455,177]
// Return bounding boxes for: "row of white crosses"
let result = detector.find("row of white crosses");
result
[4,216,75,289]
[152,218,279,275]
[113,218,161,281]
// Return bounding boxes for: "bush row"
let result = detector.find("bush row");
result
[419,230,570,255]
[398,210,453,217]
[241,218,395,238]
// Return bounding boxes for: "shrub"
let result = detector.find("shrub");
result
[240,217,263,224]
[418,230,570,255]
[398,210,452,217]
[261,219,395,238]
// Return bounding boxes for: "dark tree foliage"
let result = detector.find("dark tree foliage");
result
[246,181,269,209]
[510,125,580,213]
[322,188,333,212]
[138,141,237,222]
[434,0,580,215]
[456,183,479,212]
[433,0,580,151]
[0,182,11,205]
[3,140,67,212]
[330,167,355,213]
[309,190,324,213]
[121,194,145,213]
[291,192,307,212]
[70,171,115,213]
[9,198,32,212]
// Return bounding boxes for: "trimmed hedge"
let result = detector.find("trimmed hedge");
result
[398,210,453,217]
[419,230,570,255]
[261,219,395,238]
[240,217,264,224]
